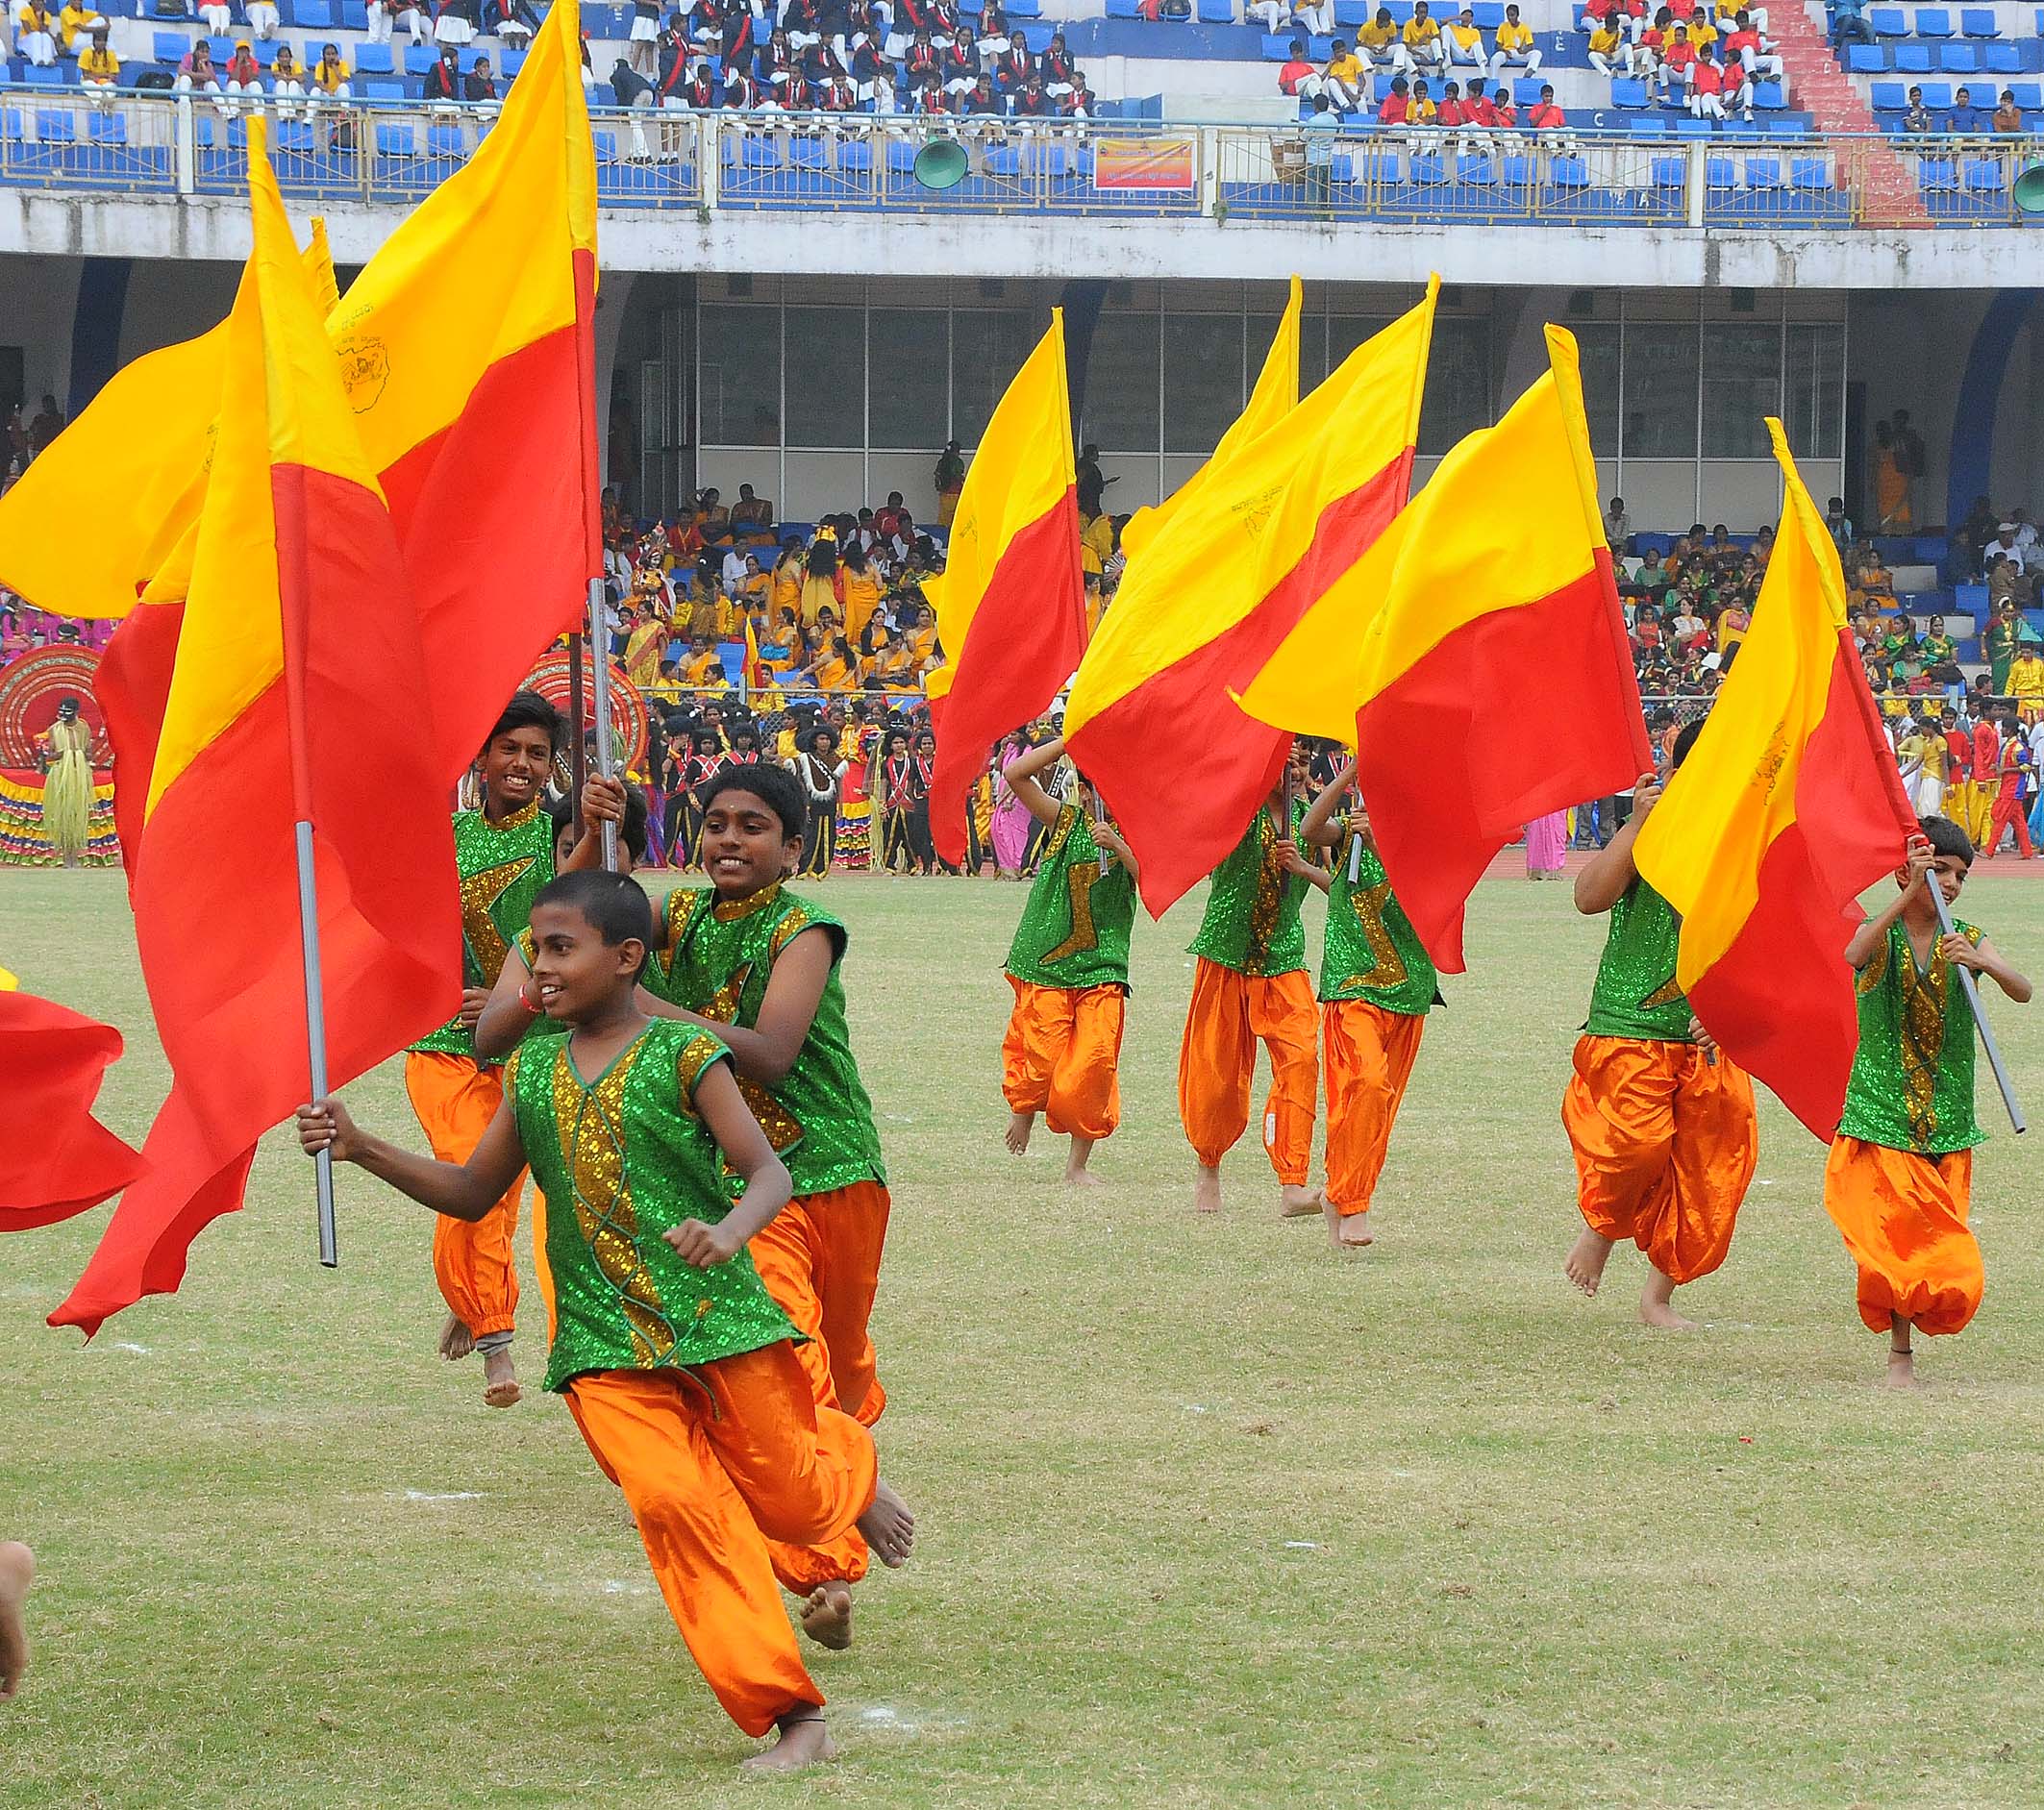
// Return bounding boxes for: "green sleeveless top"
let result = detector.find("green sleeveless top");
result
[504,1019,797,1393]
[1584,879,1693,1042]
[1188,798,1311,979]
[1319,833,1439,1015]
[649,883,886,1198]
[1005,803,1138,993]
[411,800,556,1061]
[1837,917,1984,1155]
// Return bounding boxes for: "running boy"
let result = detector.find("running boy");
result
[1561,725,1759,1329]
[997,735,1140,1186]
[1300,757,1440,1252]
[300,870,912,1771]
[407,691,599,1408]
[1180,742,1326,1218]
[1827,819,2031,1387]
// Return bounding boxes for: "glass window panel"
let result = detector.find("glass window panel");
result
[1326,313,1388,379]
[1085,309,1160,453]
[1700,321,1781,459]
[783,304,865,449]
[1784,321,1845,461]
[868,308,950,450]
[1620,325,1699,459]
[1299,310,1331,393]
[1162,313,1244,456]
[950,309,1033,445]
[1418,315,1490,455]
[1573,321,1621,461]
[697,303,779,446]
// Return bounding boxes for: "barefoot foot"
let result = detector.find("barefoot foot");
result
[1564,1227,1616,1298]
[1885,1348,1920,1390]
[1279,1183,1323,1220]
[1192,1165,1222,1215]
[740,1711,838,1773]
[439,1312,476,1361]
[482,1344,522,1408]
[1321,1195,1373,1250]
[857,1477,915,1570]
[1064,1135,1103,1187]
[1004,1109,1035,1156]
[0,1541,33,1699]
[800,1580,854,1651]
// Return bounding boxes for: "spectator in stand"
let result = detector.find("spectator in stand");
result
[1604,496,1632,552]
[1403,1,1447,78]
[175,38,225,99]
[1404,75,1437,120]
[1586,14,1632,75]
[1488,3,1540,81]
[732,483,774,539]
[1323,36,1366,110]
[1355,8,1399,72]
[1686,44,1726,118]
[1279,36,1319,98]
[1724,11,1781,81]
[905,25,942,87]
[247,0,280,37]
[423,42,461,99]
[1298,0,1337,37]
[1902,84,1932,134]
[1015,70,1054,115]
[1661,14,1699,96]
[627,0,660,74]
[496,0,537,48]
[1527,81,1566,129]
[1720,43,1754,116]
[14,1,58,64]
[200,0,233,35]
[1377,71,1411,122]
[940,30,981,97]
[1444,7,1487,81]
[1947,85,1983,134]
[1829,0,1873,46]
[1995,88,2024,135]
[1436,77,1466,123]
[224,40,263,108]
[272,41,307,108]
[1488,81,1516,124]
[1637,7,1674,92]
[312,42,353,104]
[392,0,431,44]
[465,52,497,103]
[56,0,103,52]
[962,71,1001,112]
[78,23,119,106]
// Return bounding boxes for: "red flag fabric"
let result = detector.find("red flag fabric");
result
[0,989,145,1230]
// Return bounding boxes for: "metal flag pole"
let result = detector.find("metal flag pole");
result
[568,631,587,797]
[1348,792,1364,884]
[293,821,339,1267]
[587,576,619,872]
[1927,880,2026,1133]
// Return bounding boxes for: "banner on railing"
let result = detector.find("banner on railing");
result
[1092,136,1197,193]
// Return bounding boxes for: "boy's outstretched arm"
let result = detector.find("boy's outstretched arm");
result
[1002,735,1069,829]
[1300,756,1360,852]
[1573,774,1660,915]
[1843,839,1932,969]
[664,1063,794,1269]
[636,925,834,1086]
[297,1094,526,1222]
[1945,932,2034,1004]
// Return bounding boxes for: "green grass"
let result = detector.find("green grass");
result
[5,865,2044,1808]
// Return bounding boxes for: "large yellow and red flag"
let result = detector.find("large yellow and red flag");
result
[1633,421,1919,1140]
[1239,326,1650,971]
[51,125,461,1335]
[923,310,1085,865]
[1116,275,1302,567]
[1066,280,1436,916]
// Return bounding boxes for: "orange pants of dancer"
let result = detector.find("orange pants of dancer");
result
[406,1051,523,1338]
[1179,959,1317,1183]
[564,1349,877,1737]
[748,1180,892,1593]
[1562,1035,1757,1284]
[1001,977,1126,1143]
[1986,784,2034,859]
[1322,1000,1426,1219]
[1824,1136,1982,1336]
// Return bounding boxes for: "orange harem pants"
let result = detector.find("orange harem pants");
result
[406,1051,523,1338]
[1561,1035,1758,1284]
[1823,1136,1982,1336]
[747,1179,892,1592]
[1178,957,1317,1184]
[564,1348,877,1737]
[1001,977,1127,1143]
[1322,999,1426,1219]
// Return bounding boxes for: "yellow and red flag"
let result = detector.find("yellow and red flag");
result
[924,311,1084,865]
[1239,326,1650,971]
[51,125,461,1335]
[1633,420,1919,1140]
[1067,280,1435,915]
[1117,275,1302,567]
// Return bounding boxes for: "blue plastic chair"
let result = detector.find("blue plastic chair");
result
[1870,78,1907,107]
[1915,7,1953,36]
[1961,6,1998,32]
[1869,5,1907,31]
[1894,42,1932,71]
[1938,42,1979,71]
[1845,42,1885,71]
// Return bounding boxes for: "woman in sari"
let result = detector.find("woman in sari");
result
[836,706,878,873]
[1872,419,1909,532]
[837,542,885,644]
[878,728,914,873]
[623,598,671,691]
[990,731,1035,878]
[40,697,92,868]
[800,528,840,629]
[1524,806,1567,880]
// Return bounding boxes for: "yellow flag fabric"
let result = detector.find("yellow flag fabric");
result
[305,215,340,315]
[1118,275,1302,565]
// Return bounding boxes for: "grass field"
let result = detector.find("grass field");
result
[5,863,2044,1808]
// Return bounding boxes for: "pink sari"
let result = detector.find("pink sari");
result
[1525,809,1568,876]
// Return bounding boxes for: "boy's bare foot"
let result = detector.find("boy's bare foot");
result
[857,1477,915,1569]
[1192,1164,1222,1215]
[740,1710,837,1772]
[1321,1195,1373,1249]
[482,1345,522,1408]
[1278,1183,1322,1219]
[439,1313,475,1361]
[0,1542,33,1698]
[1637,1271,1695,1331]
[799,1580,854,1650]
[1564,1227,1616,1297]
[1886,1348,1920,1390]
[1064,1135,1103,1186]
[1005,1109,1034,1156]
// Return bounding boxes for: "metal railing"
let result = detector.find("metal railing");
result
[3,87,2040,228]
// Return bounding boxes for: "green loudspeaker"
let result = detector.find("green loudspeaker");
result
[912,137,971,190]
[2015,163,2044,213]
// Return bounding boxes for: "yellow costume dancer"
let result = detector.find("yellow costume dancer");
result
[40,700,93,867]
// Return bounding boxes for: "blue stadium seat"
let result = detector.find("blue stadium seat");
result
[787,132,827,168]
[1920,78,1953,104]
[1792,155,1832,186]
[1869,6,1907,31]
[362,76,403,97]
[1471,0,1504,22]
[152,29,189,60]
[2010,79,2043,105]
[1964,153,2007,188]
[404,43,436,73]
[87,110,126,144]
[1104,0,1141,18]
[1006,0,1040,14]
[1409,150,1445,181]
[1845,43,1885,71]
[36,108,76,143]
[1550,153,1588,185]
[1259,33,1291,58]
[426,122,461,156]
[1649,152,1683,185]
[1334,0,1367,20]
[1984,41,2021,70]
[1745,154,1782,185]
[1961,6,1998,31]
[1894,42,1932,70]
[1676,115,1716,136]
[1512,75,1543,103]
[21,65,65,87]
[1611,76,1649,104]
[295,0,334,25]
[837,137,871,170]
[985,141,1020,174]
[1307,32,1335,56]
[1918,153,1959,186]
[1500,151,1533,183]
[1914,7,1953,35]
[1198,0,1234,18]
[376,121,415,154]
[1705,152,1735,186]
[1755,78,1784,106]
[339,0,366,24]
[1870,78,1907,107]
[275,117,315,151]
[1938,43,1979,70]
[354,40,393,70]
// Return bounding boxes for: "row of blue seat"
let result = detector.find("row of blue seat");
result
[1861,6,2023,35]
[1608,75,1789,106]
[150,34,530,75]
[1870,74,2031,99]
[1844,38,2044,70]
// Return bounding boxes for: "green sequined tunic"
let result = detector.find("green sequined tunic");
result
[1005,803,1137,993]
[1837,917,1984,1155]
[410,800,556,1060]
[1188,799,1311,979]
[649,883,886,1198]
[1584,879,1693,1042]
[505,1019,797,1394]
[1319,833,1439,1015]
